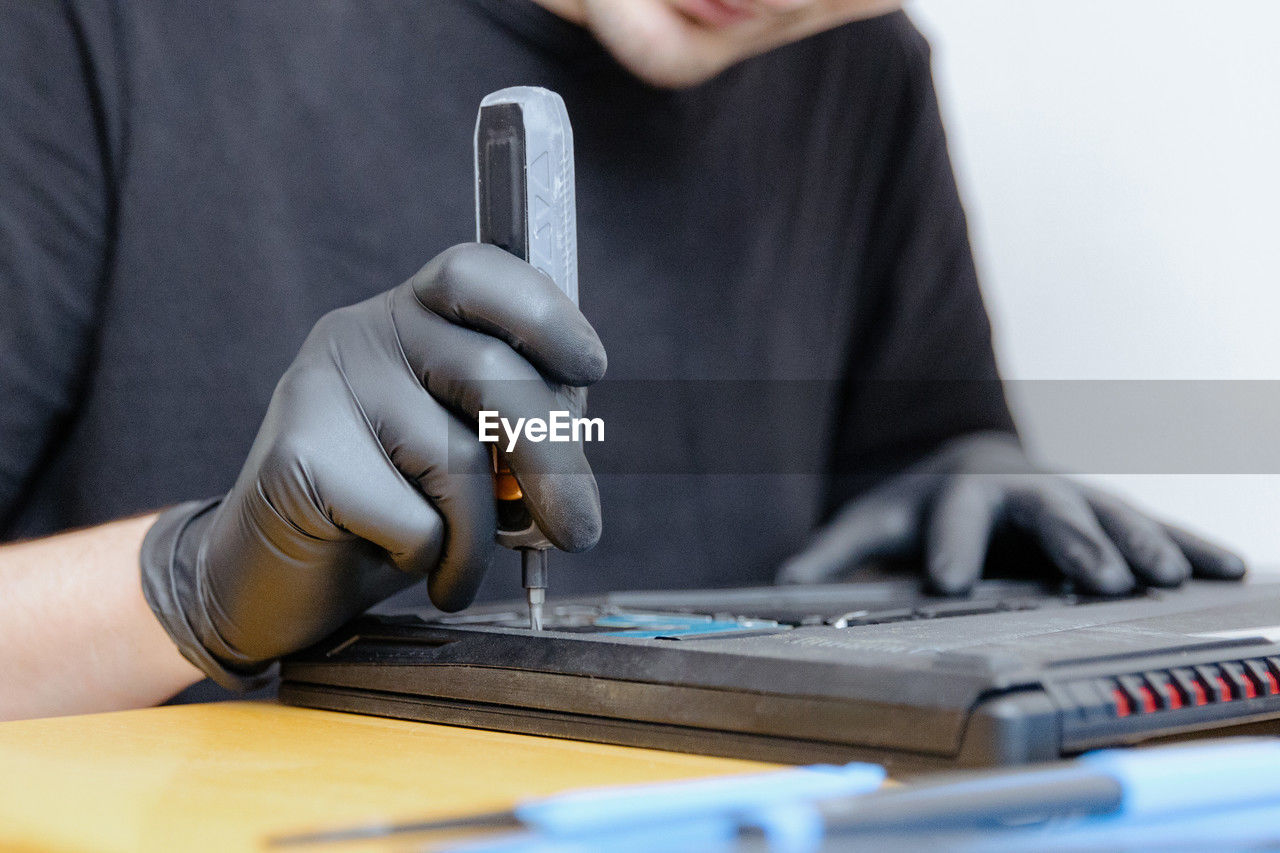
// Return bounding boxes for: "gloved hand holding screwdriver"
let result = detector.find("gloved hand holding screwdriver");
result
[140,244,607,689]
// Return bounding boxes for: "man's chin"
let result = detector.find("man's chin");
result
[581,0,739,88]
[578,0,902,89]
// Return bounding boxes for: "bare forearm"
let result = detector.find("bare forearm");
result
[0,514,202,721]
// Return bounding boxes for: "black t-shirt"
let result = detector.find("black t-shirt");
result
[0,1,1013,604]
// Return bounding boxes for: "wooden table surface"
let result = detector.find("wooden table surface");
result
[0,701,776,852]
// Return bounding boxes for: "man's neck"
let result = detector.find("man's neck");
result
[530,0,586,25]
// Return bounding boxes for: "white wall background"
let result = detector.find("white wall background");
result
[909,1,1280,568]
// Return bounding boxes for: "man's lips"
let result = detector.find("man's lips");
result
[677,0,757,28]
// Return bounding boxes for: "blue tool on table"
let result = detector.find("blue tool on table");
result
[812,736,1280,834]
[447,738,1280,853]
[271,737,1280,851]
[268,762,885,848]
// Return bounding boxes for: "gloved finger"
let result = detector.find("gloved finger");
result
[310,307,497,608]
[1005,479,1136,595]
[1162,523,1249,580]
[391,285,600,552]
[776,481,931,584]
[303,425,447,578]
[1084,489,1191,587]
[924,476,1005,596]
[367,375,498,612]
[412,243,606,386]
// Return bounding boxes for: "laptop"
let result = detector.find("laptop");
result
[279,577,1280,774]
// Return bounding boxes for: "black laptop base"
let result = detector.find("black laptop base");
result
[280,578,1280,774]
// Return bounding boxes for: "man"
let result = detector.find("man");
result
[0,0,1244,720]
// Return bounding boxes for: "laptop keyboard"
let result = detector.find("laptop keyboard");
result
[425,581,1148,637]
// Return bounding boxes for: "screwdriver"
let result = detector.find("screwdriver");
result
[267,762,886,846]
[269,739,1280,848]
[474,86,579,631]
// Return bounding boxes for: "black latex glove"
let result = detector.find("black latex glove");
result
[141,243,606,689]
[778,431,1246,596]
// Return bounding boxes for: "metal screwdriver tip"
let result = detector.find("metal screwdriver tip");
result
[521,549,549,631]
[527,588,545,631]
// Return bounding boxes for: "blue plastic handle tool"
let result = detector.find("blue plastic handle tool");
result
[1080,737,1280,817]
[451,739,1280,853]
[510,762,885,836]
[814,799,1280,853]
[446,764,883,853]
[449,816,740,853]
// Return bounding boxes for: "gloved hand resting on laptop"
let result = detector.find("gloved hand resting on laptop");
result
[778,432,1247,595]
